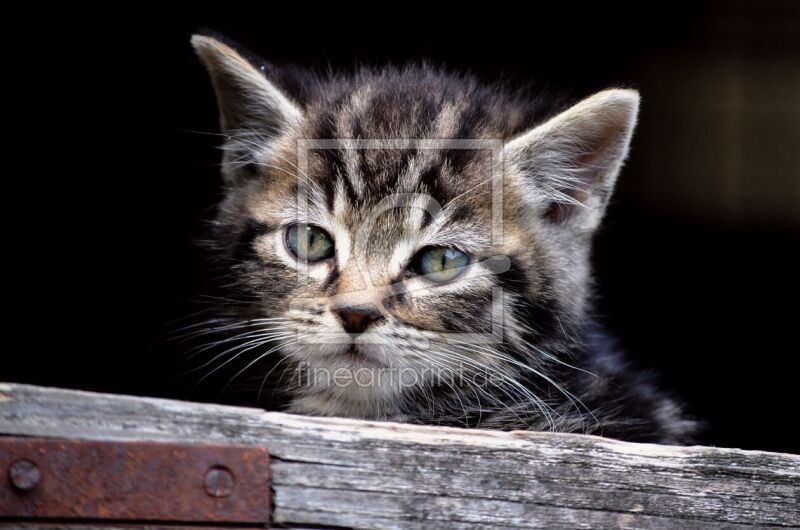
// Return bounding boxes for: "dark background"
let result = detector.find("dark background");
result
[6,1,799,453]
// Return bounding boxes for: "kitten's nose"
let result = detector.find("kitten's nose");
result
[334,305,383,334]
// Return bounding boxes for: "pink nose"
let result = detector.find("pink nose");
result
[334,306,382,334]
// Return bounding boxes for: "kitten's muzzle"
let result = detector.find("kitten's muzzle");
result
[334,305,384,335]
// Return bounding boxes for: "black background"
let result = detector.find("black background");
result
[6,2,799,454]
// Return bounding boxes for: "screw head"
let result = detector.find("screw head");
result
[204,466,235,498]
[8,459,41,491]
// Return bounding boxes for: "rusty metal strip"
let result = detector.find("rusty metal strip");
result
[0,518,256,530]
[0,437,270,525]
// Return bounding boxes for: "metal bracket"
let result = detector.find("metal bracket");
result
[1,437,270,526]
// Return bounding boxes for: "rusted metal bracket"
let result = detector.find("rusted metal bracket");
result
[1,437,270,526]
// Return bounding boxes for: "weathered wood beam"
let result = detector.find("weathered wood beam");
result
[1,383,798,529]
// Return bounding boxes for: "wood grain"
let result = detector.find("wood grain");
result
[1,383,798,529]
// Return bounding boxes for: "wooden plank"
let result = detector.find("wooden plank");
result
[1,383,798,529]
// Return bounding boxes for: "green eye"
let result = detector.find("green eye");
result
[412,247,470,283]
[286,224,334,262]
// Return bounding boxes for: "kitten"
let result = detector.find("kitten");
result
[188,33,697,444]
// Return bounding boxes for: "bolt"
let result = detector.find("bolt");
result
[204,466,234,498]
[8,459,41,491]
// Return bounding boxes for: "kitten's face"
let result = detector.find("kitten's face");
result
[193,35,638,419]
[222,140,512,415]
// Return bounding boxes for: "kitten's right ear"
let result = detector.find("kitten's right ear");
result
[191,34,302,135]
[504,89,639,234]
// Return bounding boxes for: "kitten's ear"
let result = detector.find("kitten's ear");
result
[504,89,639,233]
[191,34,302,135]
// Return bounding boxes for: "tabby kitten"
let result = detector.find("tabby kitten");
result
[189,34,697,444]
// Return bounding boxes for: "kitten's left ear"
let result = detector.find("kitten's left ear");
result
[191,34,302,136]
[504,89,639,233]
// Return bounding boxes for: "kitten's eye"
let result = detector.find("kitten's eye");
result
[411,247,470,283]
[285,224,334,262]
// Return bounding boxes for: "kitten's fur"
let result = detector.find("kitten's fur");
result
[189,34,697,444]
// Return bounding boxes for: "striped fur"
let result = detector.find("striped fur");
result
[188,34,697,444]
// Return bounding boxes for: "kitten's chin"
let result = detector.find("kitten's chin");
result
[346,344,388,366]
[287,355,407,420]
[287,390,404,420]
[319,340,389,368]
[286,341,412,419]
